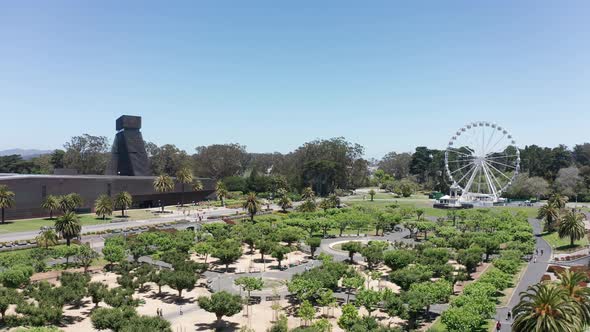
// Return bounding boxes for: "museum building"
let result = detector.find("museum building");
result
[0,116,214,220]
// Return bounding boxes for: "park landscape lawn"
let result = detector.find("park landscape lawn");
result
[541,231,589,253]
[0,208,158,234]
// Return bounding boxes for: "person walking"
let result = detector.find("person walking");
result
[507,311,512,321]
[541,249,544,256]
[496,320,502,331]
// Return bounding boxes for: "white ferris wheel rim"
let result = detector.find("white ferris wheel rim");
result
[444,121,520,199]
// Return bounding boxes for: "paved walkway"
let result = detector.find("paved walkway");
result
[494,218,552,331]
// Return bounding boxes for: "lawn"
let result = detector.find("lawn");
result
[541,231,589,253]
[346,199,539,219]
[0,208,159,234]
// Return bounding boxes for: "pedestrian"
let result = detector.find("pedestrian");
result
[496,320,502,331]
[541,249,544,256]
[535,248,538,255]
[507,311,512,320]
[534,256,537,263]
[156,308,159,316]
[179,306,183,315]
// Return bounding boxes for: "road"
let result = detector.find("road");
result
[0,205,250,242]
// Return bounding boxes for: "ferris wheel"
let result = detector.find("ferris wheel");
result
[444,121,520,202]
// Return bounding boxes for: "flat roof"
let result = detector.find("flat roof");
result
[0,173,210,181]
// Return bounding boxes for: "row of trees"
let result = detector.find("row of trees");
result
[375,143,590,200]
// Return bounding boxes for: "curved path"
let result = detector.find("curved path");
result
[204,228,414,299]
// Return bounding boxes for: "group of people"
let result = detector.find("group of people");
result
[531,248,544,263]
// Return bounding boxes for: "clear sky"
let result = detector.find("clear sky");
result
[1,1,589,158]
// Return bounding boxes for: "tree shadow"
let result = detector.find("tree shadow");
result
[194,321,239,331]
[145,291,195,304]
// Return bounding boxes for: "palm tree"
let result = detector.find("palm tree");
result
[153,175,174,212]
[94,194,113,220]
[557,269,590,324]
[512,283,582,332]
[558,209,586,247]
[215,181,228,206]
[243,192,260,221]
[538,202,560,232]
[176,167,193,207]
[0,185,15,224]
[41,195,60,219]
[278,195,292,212]
[302,187,315,200]
[36,228,58,249]
[59,193,83,213]
[54,211,81,246]
[549,193,569,209]
[114,191,132,217]
[192,180,204,192]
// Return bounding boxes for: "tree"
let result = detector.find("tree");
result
[297,300,316,326]
[94,194,113,220]
[114,191,132,217]
[379,152,412,179]
[41,195,60,219]
[319,193,340,211]
[302,187,315,200]
[278,195,292,212]
[63,134,109,175]
[342,274,364,304]
[512,283,582,332]
[555,166,582,198]
[77,244,98,272]
[0,264,33,288]
[197,291,243,326]
[457,246,484,273]
[384,249,416,271]
[389,264,433,291]
[368,189,376,201]
[192,179,204,192]
[305,237,321,259]
[36,228,58,249]
[355,288,381,316]
[91,306,137,332]
[235,277,263,316]
[121,315,171,332]
[54,211,81,246]
[538,202,561,232]
[215,181,229,206]
[58,193,83,213]
[0,287,18,319]
[153,175,174,211]
[0,185,15,224]
[161,269,196,298]
[557,269,590,323]
[558,209,586,247]
[272,245,291,269]
[176,167,193,207]
[194,241,214,263]
[102,244,125,269]
[361,241,388,270]
[193,143,249,180]
[243,192,260,221]
[341,241,362,263]
[87,282,108,307]
[337,303,359,330]
[212,239,242,271]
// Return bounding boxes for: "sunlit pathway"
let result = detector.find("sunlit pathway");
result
[494,218,551,331]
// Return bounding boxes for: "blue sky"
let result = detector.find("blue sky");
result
[1,1,588,158]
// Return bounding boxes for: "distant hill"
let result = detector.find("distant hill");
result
[0,149,53,159]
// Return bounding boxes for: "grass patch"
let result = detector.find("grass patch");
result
[541,231,588,253]
[0,209,159,234]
